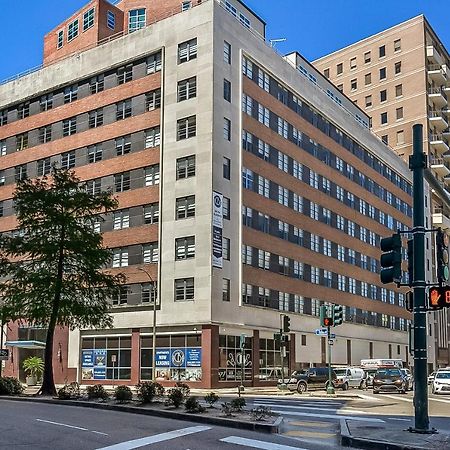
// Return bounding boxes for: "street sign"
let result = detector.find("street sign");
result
[329,333,336,339]
[0,349,8,360]
[315,328,328,336]
[328,340,334,345]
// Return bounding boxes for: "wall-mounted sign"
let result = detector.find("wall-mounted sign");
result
[212,191,223,269]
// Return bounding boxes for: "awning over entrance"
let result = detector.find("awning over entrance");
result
[5,340,46,349]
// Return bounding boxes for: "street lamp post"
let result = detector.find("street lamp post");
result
[138,267,157,382]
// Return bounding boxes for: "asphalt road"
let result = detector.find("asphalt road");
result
[1,391,449,450]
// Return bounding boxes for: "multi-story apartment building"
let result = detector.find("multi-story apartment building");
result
[314,15,450,369]
[0,0,413,388]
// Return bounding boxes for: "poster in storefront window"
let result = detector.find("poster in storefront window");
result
[81,349,107,380]
[154,347,202,382]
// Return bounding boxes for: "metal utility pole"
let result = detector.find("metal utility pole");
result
[326,322,335,395]
[409,124,432,433]
[139,267,157,382]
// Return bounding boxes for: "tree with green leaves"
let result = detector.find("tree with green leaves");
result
[0,168,125,396]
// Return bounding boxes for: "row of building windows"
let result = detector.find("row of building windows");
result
[347,61,402,93]
[242,162,404,239]
[241,283,406,331]
[241,56,412,196]
[242,94,411,221]
[57,7,96,49]
[242,244,404,307]
[324,39,402,77]
[1,90,160,154]
[0,52,162,127]
[241,204,384,277]
[242,134,409,234]
[0,128,160,190]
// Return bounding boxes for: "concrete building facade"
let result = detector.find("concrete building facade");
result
[1,0,413,388]
[314,15,450,369]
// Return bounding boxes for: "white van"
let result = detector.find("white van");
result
[333,367,366,390]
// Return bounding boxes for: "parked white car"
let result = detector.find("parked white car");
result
[432,369,450,394]
[333,367,366,390]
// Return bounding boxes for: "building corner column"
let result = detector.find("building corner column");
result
[131,328,140,385]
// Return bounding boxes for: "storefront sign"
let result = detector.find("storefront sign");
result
[155,347,201,368]
[155,349,171,367]
[81,349,107,379]
[81,350,94,367]
[93,367,106,379]
[186,348,201,367]
[212,191,223,269]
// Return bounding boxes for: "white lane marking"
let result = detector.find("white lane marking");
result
[36,419,109,436]
[220,436,307,450]
[429,396,450,404]
[357,393,382,402]
[382,395,412,403]
[271,409,385,423]
[254,402,337,413]
[36,419,88,431]
[97,426,211,450]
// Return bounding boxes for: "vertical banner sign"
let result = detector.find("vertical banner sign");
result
[212,191,223,269]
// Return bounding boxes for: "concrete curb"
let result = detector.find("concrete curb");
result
[0,396,282,434]
[340,419,429,450]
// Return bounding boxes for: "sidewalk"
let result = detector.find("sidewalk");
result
[341,419,450,450]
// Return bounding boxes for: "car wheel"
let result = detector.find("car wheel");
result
[297,382,307,394]
[359,380,366,390]
[342,382,349,391]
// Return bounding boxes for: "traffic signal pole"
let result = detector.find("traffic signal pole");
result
[326,323,335,394]
[409,124,433,433]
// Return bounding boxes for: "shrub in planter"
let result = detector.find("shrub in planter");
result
[204,392,219,408]
[22,356,44,386]
[230,397,246,412]
[57,382,80,400]
[165,387,184,408]
[251,406,274,421]
[174,382,190,398]
[0,377,24,395]
[185,396,205,413]
[114,385,133,403]
[86,384,109,400]
[221,402,234,417]
[136,381,165,404]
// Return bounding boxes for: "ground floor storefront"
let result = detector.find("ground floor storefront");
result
[75,325,294,389]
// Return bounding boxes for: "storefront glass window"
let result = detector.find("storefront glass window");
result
[140,334,202,382]
[81,336,131,381]
[258,338,289,380]
[218,334,252,382]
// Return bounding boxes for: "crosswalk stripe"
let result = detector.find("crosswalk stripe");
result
[429,396,450,404]
[283,430,335,439]
[271,409,385,423]
[357,393,382,402]
[382,395,412,403]
[220,436,307,450]
[288,421,332,428]
[254,403,337,412]
[96,426,211,450]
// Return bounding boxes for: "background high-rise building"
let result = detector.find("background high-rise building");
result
[314,15,450,368]
[0,0,414,387]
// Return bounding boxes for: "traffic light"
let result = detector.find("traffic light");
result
[380,232,402,284]
[333,305,343,326]
[282,315,291,333]
[435,228,449,285]
[323,317,334,327]
[407,238,414,287]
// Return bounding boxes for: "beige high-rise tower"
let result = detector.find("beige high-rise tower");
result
[314,15,450,368]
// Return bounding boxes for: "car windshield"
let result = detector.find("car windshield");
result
[376,369,401,377]
[436,372,450,379]
[334,369,347,376]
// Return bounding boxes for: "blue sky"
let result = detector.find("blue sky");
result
[1,0,449,82]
